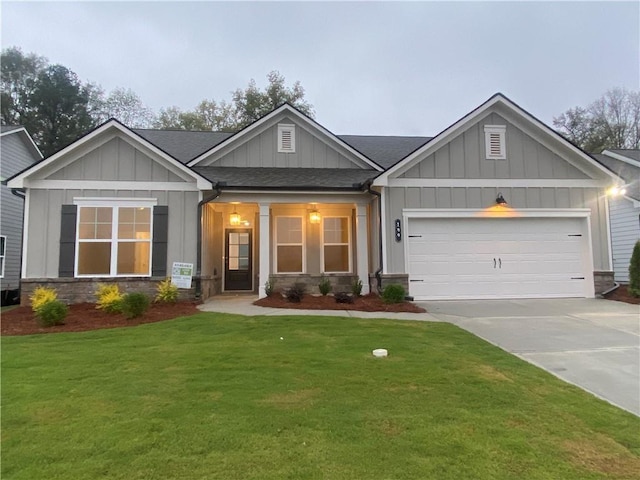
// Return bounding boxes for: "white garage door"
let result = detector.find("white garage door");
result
[407,217,590,300]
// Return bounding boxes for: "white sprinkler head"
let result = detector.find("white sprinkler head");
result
[372,348,388,358]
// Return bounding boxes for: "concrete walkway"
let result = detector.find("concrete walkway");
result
[199,295,640,415]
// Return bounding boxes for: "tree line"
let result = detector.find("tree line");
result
[2,46,638,157]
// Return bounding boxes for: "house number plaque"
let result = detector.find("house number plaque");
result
[395,219,402,242]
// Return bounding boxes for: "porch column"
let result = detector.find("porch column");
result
[355,204,370,294]
[258,203,270,298]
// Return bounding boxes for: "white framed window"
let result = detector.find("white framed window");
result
[277,124,296,153]
[73,198,156,277]
[484,125,506,160]
[0,236,5,278]
[275,216,304,273]
[322,217,351,273]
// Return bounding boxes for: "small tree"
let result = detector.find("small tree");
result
[629,241,640,297]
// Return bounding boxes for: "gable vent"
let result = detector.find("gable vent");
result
[484,125,506,160]
[278,124,296,153]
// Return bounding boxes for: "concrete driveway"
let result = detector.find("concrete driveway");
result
[420,298,640,416]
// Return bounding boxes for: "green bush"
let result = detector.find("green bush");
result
[334,292,354,304]
[629,241,640,297]
[264,279,275,297]
[351,279,363,297]
[121,292,150,319]
[95,284,123,313]
[30,286,58,314]
[35,300,68,327]
[382,284,405,304]
[318,276,332,296]
[286,283,306,303]
[155,278,179,303]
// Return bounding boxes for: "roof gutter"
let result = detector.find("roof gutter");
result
[195,182,225,299]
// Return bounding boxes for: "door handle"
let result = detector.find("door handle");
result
[493,258,496,268]
[499,258,502,269]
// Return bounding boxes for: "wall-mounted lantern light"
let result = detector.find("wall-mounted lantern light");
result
[495,193,507,205]
[309,209,321,224]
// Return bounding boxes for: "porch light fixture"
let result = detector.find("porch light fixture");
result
[229,211,241,226]
[608,186,627,197]
[495,193,507,205]
[309,209,321,224]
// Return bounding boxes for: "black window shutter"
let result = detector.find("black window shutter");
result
[152,206,169,276]
[59,205,77,277]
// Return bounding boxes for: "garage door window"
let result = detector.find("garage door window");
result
[323,217,350,273]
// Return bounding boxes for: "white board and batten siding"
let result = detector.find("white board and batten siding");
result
[608,196,640,283]
[405,213,594,300]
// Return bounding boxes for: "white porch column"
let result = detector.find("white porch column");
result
[355,203,370,294]
[258,203,271,298]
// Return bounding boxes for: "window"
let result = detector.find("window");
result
[484,125,506,159]
[275,216,304,273]
[75,200,155,276]
[0,236,5,278]
[278,124,296,153]
[322,217,350,273]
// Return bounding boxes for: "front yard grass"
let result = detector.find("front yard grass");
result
[2,313,639,479]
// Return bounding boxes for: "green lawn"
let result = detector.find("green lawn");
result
[2,313,639,479]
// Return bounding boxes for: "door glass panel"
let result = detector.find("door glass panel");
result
[229,258,239,270]
[229,245,239,257]
[229,233,238,244]
[239,244,249,257]
[239,258,249,269]
[239,233,249,244]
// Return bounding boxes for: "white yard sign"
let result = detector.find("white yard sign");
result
[171,262,194,289]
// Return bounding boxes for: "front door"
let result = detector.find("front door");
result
[225,229,252,290]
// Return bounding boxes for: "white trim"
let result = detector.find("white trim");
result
[6,120,213,190]
[212,191,369,206]
[0,235,6,278]
[27,180,200,192]
[321,216,352,273]
[274,216,306,274]
[21,189,30,278]
[604,196,614,271]
[386,178,608,188]
[277,124,296,153]
[484,125,506,160]
[0,127,43,159]
[258,203,271,298]
[380,188,388,274]
[375,94,621,185]
[187,104,383,171]
[601,150,640,168]
[402,208,592,219]
[73,200,156,278]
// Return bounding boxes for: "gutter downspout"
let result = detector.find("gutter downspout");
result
[195,183,224,299]
[363,180,383,294]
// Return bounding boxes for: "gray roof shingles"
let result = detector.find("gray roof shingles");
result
[608,149,640,162]
[1,125,23,134]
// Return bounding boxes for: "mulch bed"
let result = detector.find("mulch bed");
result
[254,293,426,313]
[603,284,640,305]
[1,301,201,336]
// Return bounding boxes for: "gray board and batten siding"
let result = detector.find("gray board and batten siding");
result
[23,135,200,279]
[608,195,640,283]
[195,114,376,170]
[1,130,41,293]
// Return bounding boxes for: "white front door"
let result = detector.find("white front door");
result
[407,217,591,300]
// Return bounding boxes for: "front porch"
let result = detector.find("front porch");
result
[199,192,376,299]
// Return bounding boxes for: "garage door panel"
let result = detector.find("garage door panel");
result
[407,217,589,300]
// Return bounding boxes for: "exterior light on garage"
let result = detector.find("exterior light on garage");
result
[608,186,627,197]
[495,193,507,205]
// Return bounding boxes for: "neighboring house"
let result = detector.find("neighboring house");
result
[6,93,622,303]
[0,126,43,304]
[592,150,640,283]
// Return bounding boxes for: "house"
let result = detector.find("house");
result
[1,126,43,304]
[6,93,623,304]
[592,150,640,283]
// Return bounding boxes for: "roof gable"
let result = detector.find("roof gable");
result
[374,93,620,185]
[0,126,43,161]
[188,103,384,171]
[6,119,212,190]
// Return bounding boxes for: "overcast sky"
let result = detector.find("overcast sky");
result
[2,1,638,136]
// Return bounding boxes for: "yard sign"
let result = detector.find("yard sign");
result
[171,262,194,289]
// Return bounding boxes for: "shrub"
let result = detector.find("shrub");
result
[30,286,58,313]
[96,283,124,313]
[286,283,306,303]
[382,284,406,304]
[264,279,275,297]
[318,276,332,296]
[630,241,640,297]
[334,292,354,304]
[351,278,363,297]
[121,292,150,319]
[35,300,68,327]
[155,278,179,303]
